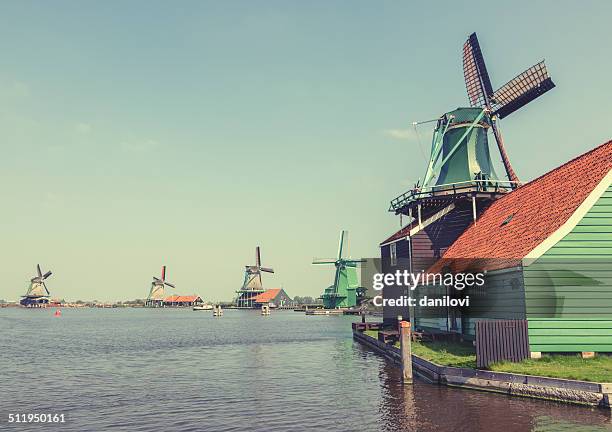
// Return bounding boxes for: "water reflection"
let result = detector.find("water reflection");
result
[370,346,612,432]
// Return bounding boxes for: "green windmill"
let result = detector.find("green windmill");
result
[312,230,366,309]
[390,32,556,216]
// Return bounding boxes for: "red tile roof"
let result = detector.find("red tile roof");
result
[164,295,201,303]
[380,222,416,245]
[431,141,612,270]
[253,288,282,303]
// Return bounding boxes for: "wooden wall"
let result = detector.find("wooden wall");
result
[524,184,612,352]
[412,268,526,340]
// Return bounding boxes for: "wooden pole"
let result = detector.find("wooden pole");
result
[400,320,413,384]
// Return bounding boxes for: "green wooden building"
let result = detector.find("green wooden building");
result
[382,141,612,354]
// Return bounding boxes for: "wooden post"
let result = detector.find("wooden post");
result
[400,320,413,384]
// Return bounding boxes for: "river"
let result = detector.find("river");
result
[1,308,611,431]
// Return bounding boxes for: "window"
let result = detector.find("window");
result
[390,242,397,267]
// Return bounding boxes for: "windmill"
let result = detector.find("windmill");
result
[20,264,53,307]
[146,265,175,307]
[391,32,555,217]
[381,33,556,327]
[235,246,274,308]
[312,230,365,309]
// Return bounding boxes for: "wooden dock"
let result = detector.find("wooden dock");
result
[305,309,345,316]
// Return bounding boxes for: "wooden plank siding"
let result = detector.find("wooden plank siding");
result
[381,238,411,325]
[412,269,527,339]
[381,201,511,332]
[461,269,526,340]
[523,185,612,352]
[413,283,448,332]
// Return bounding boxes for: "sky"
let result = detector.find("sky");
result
[1,1,611,302]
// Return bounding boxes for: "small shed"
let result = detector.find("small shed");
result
[253,288,292,308]
[163,295,204,307]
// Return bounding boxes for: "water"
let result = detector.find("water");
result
[1,308,611,432]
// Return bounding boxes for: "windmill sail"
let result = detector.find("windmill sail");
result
[491,61,555,119]
[463,33,494,107]
[463,32,555,185]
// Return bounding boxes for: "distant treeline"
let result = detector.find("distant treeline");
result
[292,296,323,305]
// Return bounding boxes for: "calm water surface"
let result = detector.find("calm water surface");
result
[1,308,611,432]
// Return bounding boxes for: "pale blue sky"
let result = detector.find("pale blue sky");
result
[1,1,610,301]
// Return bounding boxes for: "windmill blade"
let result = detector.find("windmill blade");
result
[245,265,260,274]
[345,231,350,258]
[260,267,274,273]
[43,271,52,280]
[491,123,519,183]
[463,32,494,107]
[42,282,50,295]
[37,264,42,278]
[161,265,166,281]
[337,230,347,260]
[256,246,261,267]
[164,282,175,288]
[491,61,555,119]
[333,266,341,293]
[312,258,337,265]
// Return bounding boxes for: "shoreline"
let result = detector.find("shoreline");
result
[353,329,612,409]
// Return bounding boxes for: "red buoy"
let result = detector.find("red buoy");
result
[54,309,62,317]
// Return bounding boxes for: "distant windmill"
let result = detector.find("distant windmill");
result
[313,231,365,309]
[146,266,175,307]
[20,264,52,307]
[235,246,274,308]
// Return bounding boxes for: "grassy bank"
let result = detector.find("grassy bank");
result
[363,330,475,368]
[361,330,612,382]
[490,355,612,382]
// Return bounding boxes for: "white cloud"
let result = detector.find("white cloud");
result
[382,128,416,141]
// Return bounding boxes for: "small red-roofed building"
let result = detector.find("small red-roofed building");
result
[163,295,204,307]
[252,288,292,308]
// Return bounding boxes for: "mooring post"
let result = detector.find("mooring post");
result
[400,320,413,384]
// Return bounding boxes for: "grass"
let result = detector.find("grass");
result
[362,330,476,368]
[410,340,477,368]
[360,330,612,382]
[490,355,612,383]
